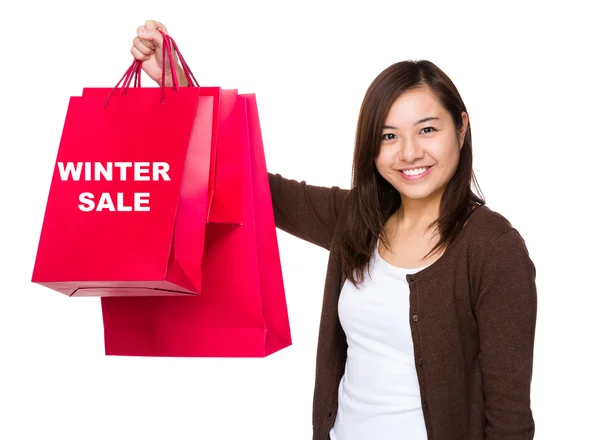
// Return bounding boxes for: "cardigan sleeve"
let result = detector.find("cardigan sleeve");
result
[475,228,537,440]
[268,172,350,251]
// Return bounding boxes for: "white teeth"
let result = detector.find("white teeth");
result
[401,167,429,176]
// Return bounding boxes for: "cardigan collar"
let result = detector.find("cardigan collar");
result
[338,205,488,290]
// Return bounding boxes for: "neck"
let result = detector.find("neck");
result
[395,193,442,231]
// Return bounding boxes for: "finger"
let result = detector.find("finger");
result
[137,28,164,49]
[130,45,151,62]
[145,20,167,34]
[132,36,155,56]
[136,26,156,49]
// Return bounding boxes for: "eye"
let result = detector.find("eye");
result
[420,127,437,134]
[382,133,396,141]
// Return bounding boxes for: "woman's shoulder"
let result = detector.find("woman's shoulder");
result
[463,204,529,256]
[468,204,515,235]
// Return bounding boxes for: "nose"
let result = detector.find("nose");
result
[397,138,424,163]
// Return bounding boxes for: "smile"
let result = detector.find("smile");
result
[400,166,430,176]
[398,166,432,181]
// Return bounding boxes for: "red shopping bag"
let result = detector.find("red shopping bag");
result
[31,32,240,297]
[100,93,292,357]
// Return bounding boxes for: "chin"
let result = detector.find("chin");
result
[398,186,438,200]
[401,193,433,201]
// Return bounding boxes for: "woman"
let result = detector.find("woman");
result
[131,20,537,440]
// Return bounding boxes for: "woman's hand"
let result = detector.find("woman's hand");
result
[130,20,188,87]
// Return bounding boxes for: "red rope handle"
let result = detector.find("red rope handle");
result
[105,31,198,109]
[104,60,138,108]
[164,34,198,87]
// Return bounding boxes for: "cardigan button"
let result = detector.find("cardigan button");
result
[417,358,423,366]
[409,274,416,281]
[422,401,428,409]
[412,314,419,322]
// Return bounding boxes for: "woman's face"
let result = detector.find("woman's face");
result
[375,87,468,204]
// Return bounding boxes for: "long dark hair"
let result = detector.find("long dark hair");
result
[337,60,485,288]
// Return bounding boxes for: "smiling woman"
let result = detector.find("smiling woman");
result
[265,60,536,440]
[306,60,533,440]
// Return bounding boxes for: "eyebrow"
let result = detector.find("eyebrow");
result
[383,116,441,130]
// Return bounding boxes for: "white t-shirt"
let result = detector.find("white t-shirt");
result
[329,239,431,440]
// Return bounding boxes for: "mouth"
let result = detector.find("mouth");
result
[397,166,433,180]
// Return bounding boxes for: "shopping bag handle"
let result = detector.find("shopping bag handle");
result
[161,32,199,89]
[104,31,199,109]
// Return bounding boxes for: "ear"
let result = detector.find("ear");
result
[459,111,469,150]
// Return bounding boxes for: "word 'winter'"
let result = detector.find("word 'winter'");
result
[57,162,171,181]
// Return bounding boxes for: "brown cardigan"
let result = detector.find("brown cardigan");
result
[268,173,537,440]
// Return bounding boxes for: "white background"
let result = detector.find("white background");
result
[1,1,598,439]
